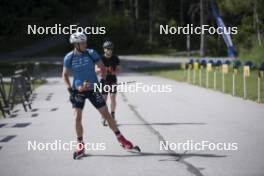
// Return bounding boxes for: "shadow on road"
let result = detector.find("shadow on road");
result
[118,122,206,126]
[81,151,226,161]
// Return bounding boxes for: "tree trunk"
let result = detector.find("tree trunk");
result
[135,0,139,20]
[134,0,139,34]
[109,0,112,11]
[180,0,184,25]
[200,0,205,56]
[148,0,153,48]
[187,34,190,56]
[253,0,262,46]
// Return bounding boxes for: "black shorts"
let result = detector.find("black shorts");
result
[102,83,118,95]
[102,75,118,95]
[70,90,106,109]
[106,75,117,84]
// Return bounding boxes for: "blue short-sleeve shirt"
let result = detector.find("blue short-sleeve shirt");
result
[63,49,100,90]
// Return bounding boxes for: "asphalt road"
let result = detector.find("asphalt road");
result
[1,71,264,176]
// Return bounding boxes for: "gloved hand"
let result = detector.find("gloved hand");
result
[77,81,89,92]
[68,87,73,94]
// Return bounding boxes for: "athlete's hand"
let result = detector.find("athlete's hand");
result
[77,81,90,92]
[77,85,89,92]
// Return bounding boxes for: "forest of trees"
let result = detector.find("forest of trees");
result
[0,0,263,60]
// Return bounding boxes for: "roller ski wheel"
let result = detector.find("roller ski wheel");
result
[73,142,85,160]
[73,151,84,160]
[132,145,141,152]
[122,145,141,152]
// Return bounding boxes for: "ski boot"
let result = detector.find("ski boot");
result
[117,134,141,152]
[73,142,85,160]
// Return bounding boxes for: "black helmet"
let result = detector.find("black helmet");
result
[103,41,114,49]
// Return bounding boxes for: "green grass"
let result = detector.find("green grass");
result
[133,66,264,103]
[133,49,201,57]
[239,44,264,65]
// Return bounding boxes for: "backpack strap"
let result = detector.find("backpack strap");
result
[70,50,96,67]
[85,50,96,64]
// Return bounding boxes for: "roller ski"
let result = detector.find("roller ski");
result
[117,134,141,152]
[73,142,85,160]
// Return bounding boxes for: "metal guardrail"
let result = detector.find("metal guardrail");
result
[8,74,32,112]
[0,69,33,118]
[0,73,11,117]
[183,59,264,103]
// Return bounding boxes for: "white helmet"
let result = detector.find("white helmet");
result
[69,32,87,44]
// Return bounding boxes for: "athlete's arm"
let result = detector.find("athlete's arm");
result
[115,65,121,75]
[95,60,107,80]
[62,67,71,89]
[113,56,121,75]
[95,65,103,77]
